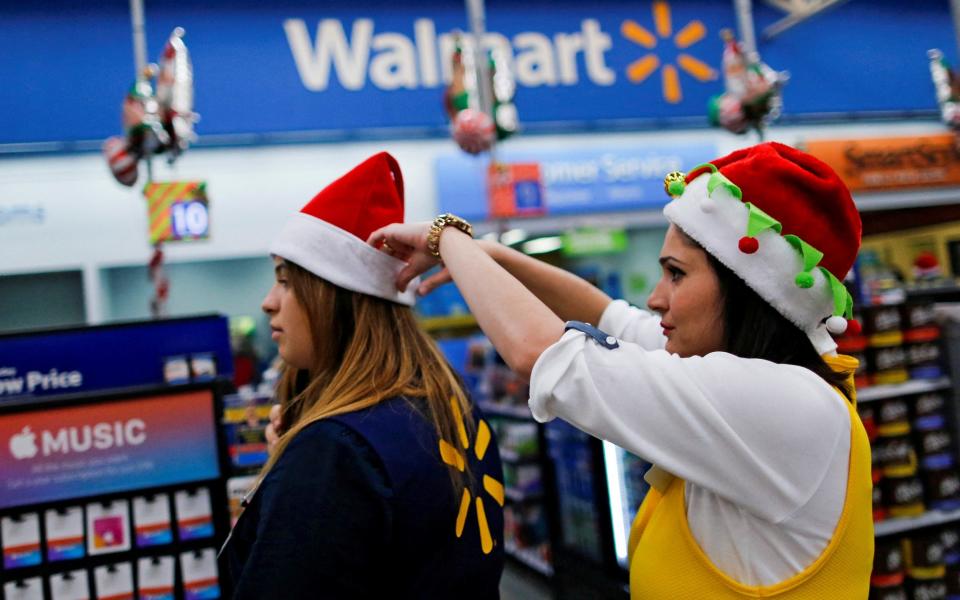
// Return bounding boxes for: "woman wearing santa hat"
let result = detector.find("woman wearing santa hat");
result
[222,152,504,599]
[370,142,872,598]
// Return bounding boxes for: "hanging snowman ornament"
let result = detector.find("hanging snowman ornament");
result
[103,28,198,187]
[443,34,518,155]
[708,29,788,139]
[928,49,960,134]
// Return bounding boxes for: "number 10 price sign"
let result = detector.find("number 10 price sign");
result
[143,181,210,244]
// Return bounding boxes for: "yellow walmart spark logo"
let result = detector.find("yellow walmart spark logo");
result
[621,1,717,103]
[439,399,503,554]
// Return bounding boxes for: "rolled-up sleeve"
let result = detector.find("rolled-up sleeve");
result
[528,329,848,523]
[597,299,666,350]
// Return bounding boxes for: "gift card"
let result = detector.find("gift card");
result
[133,495,173,547]
[3,577,43,600]
[163,356,190,385]
[175,488,214,540]
[137,556,175,600]
[190,353,217,381]
[50,570,90,600]
[1,513,41,568]
[46,507,85,562]
[94,563,134,600]
[180,548,220,600]
[86,500,131,555]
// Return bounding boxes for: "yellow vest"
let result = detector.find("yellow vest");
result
[627,355,874,599]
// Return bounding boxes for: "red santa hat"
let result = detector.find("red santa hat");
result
[269,152,417,305]
[662,142,861,355]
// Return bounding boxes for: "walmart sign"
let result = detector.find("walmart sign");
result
[0,0,953,144]
[284,18,616,91]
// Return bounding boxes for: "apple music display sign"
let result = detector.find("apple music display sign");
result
[0,390,220,510]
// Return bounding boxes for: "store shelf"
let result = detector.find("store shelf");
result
[479,402,532,420]
[505,541,554,576]
[418,313,478,332]
[505,486,543,503]
[854,187,960,213]
[874,508,960,537]
[500,449,539,463]
[904,283,960,303]
[857,377,951,403]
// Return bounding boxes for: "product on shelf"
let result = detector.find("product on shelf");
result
[902,300,943,381]
[839,329,870,389]
[903,530,947,599]
[871,538,905,598]
[882,475,927,520]
[222,390,274,473]
[944,526,960,599]
[863,304,909,386]
[504,502,550,561]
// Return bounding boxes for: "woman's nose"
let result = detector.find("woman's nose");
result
[647,280,668,314]
[261,290,278,314]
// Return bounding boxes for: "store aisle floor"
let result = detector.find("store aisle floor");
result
[500,562,554,600]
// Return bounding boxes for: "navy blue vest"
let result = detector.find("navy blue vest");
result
[330,397,505,599]
[224,396,504,599]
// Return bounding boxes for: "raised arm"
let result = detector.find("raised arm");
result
[420,239,613,326]
[368,223,565,379]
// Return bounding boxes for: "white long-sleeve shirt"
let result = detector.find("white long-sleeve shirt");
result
[528,300,852,586]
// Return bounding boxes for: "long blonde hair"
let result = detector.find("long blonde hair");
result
[259,260,475,496]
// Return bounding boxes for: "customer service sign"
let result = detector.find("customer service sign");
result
[1,0,952,143]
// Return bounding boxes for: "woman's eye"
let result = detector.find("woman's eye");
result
[668,267,684,282]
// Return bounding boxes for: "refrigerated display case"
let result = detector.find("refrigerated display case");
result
[601,442,652,569]
[543,421,644,600]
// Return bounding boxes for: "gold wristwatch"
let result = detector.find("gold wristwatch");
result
[426,213,473,258]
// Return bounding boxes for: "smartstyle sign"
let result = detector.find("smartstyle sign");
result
[0,0,953,144]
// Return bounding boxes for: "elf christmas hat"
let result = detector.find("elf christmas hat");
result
[662,142,861,355]
[269,152,418,305]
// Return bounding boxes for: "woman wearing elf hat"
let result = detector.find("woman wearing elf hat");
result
[370,142,872,598]
[222,152,505,598]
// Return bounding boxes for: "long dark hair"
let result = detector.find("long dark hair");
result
[679,231,853,400]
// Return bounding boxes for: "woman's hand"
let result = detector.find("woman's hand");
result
[367,222,442,291]
[265,403,283,454]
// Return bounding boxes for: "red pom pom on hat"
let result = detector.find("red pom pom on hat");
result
[845,318,862,336]
[738,236,759,254]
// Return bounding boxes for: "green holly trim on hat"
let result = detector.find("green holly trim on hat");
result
[784,234,823,289]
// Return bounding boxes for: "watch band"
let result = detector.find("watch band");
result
[427,213,473,258]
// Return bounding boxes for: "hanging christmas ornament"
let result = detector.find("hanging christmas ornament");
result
[102,28,198,187]
[147,245,170,318]
[443,34,518,155]
[928,49,960,133]
[707,29,788,138]
[156,27,198,162]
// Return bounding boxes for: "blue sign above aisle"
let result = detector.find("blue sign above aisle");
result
[435,142,716,221]
[0,0,952,145]
[0,315,232,402]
